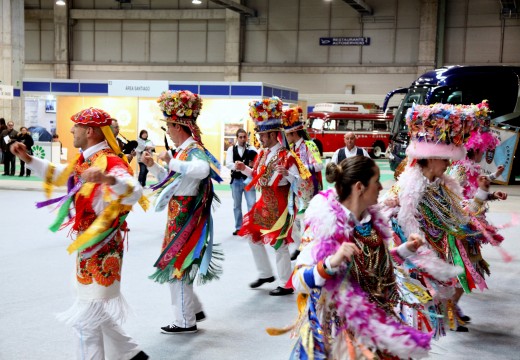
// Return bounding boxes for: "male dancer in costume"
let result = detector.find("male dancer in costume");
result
[225,128,257,235]
[142,90,222,334]
[282,106,323,259]
[236,97,301,296]
[11,107,148,360]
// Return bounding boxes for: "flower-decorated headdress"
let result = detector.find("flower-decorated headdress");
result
[71,107,113,127]
[249,96,283,133]
[157,90,203,144]
[405,101,490,161]
[282,106,304,133]
[70,107,129,166]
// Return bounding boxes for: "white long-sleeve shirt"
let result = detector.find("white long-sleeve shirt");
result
[27,141,143,214]
[148,137,210,196]
[225,143,257,171]
[331,145,370,164]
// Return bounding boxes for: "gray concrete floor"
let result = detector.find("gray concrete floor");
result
[1,181,520,360]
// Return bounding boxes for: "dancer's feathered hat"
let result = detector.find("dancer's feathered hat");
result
[405,101,490,161]
[249,96,283,133]
[157,90,204,144]
[282,106,304,133]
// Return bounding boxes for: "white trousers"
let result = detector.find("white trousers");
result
[248,241,292,286]
[169,281,203,328]
[73,317,141,360]
[291,213,304,248]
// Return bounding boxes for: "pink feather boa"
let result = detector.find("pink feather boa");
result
[304,189,432,358]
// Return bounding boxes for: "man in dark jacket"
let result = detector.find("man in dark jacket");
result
[1,121,18,175]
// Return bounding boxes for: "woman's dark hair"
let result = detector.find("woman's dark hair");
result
[326,156,376,202]
[416,158,428,168]
[139,129,148,139]
[466,149,475,160]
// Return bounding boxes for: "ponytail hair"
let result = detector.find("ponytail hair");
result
[326,156,376,202]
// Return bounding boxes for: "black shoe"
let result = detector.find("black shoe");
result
[459,315,471,323]
[269,286,294,296]
[232,230,239,236]
[1,174,8,176]
[18,174,24,177]
[131,351,149,360]
[290,249,301,261]
[249,276,275,289]
[160,323,198,334]
[196,311,206,322]
[455,325,469,332]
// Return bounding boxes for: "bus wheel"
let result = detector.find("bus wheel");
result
[372,142,385,158]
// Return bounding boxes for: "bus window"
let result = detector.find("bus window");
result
[337,119,351,131]
[362,121,373,131]
[374,121,387,131]
[324,120,336,131]
[310,118,324,130]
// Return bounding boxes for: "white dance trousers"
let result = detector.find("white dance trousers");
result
[248,241,292,286]
[169,281,203,328]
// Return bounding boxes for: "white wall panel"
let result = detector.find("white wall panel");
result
[297,31,327,64]
[41,29,54,62]
[362,29,394,64]
[444,27,464,64]
[72,27,95,62]
[465,27,501,63]
[178,31,206,62]
[266,31,297,63]
[397,0,420,28]
[502,25,520,63]
[123,31,148,62]
[467,0,501,27]
[94,31,121,62]
[243,31,267,62]
[267,0,298,31]
[395,28,418,63]
[179,20,207,31]
[207,31,225,63]
[150,31,178,62]
[151,0,180,9]
[446,0,467,27]
[299,0,330,31]
[25,30,40,62]
[95,20,121,31]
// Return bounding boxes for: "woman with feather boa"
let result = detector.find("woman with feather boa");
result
[289,157,433,360]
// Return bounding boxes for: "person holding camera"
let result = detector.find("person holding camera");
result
[136,129,155,186]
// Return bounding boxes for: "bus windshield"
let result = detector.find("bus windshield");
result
[391,87,429,134]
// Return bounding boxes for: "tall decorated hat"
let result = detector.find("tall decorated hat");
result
[405,101,490,161]
[71,107,113,126]
[249,96,283,133]
[157,90,203,143]
[282,106,304,133]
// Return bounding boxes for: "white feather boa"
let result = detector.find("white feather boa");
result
[397,164,464,238]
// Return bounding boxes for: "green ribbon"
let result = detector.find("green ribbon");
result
[448,234,470,293]
[49,197,74,233]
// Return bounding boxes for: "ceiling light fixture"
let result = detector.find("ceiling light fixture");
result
[192,0,202,4]
[56,0,66,5]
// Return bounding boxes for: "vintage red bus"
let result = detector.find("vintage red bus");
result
[307,103,394,158]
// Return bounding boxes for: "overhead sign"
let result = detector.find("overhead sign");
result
[108,80,168,97]
[0,85,14,99]
[319,37,370,46]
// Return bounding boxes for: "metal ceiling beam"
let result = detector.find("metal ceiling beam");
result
[342,0,373,15]
[208,0,256,17]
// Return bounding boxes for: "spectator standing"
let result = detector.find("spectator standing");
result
[0,118,7,164]
[136,130,155,187]
[225,129,257,235]
[330,131,370,164]
[1,121,18,176]
[16,127,34,177]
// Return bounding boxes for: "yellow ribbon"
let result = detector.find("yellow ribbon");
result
[67,181,134,254]
[290,150,312,180]
[43,154,81,198]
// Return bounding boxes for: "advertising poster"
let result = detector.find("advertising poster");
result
[479,126,519,184]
